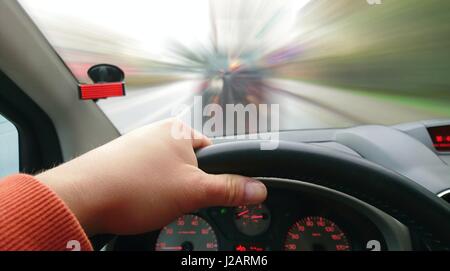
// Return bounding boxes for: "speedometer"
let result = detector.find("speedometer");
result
[284,216,351,251]
[155,214,219,251]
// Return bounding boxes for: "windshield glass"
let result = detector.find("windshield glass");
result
[20,0,450,136]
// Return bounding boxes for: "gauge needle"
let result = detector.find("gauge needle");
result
[160,246,183,251]
[237,210,250,217]
[251,215,263,219]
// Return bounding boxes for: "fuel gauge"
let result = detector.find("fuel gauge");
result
[234,204,271,236]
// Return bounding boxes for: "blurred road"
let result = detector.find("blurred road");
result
[99,75,446,136]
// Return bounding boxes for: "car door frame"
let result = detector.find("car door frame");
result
[0,70,62,174]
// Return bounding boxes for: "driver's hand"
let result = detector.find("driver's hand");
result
[36,119,267,236]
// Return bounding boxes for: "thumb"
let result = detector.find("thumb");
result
[199,174,267,207]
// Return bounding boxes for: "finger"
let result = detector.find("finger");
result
[190,128,212,149]
[169,119,212,149]
[200,174,267,207]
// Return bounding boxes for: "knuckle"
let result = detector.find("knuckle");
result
[185,174,247,209]
[221,175,244,206]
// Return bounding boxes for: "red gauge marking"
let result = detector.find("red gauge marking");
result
[288,232,300,240]
[234,204,271,236]
[237,210,250,217]
[284,216,351,251]
[155,214,218,251]
[235,244,265,252]
[236,245,247,252]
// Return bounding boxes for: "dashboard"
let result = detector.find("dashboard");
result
[110,120,450,251]
[112,179,410,251]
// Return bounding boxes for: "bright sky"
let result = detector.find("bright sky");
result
[20,0,211,58]
[19,0,311,63]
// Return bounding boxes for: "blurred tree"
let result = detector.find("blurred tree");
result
[276,0,450,100]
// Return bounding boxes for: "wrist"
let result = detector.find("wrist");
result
[36,167,101,236]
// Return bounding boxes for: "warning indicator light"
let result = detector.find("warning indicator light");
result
[428,126,450,152]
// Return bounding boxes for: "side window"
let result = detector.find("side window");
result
[0,114,19,178]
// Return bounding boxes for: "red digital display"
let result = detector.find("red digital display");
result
[428,125,450,152]
[235,244,265,252]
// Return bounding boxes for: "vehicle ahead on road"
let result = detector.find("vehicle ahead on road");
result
[0,0,449,251]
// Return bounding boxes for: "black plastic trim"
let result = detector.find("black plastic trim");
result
[197,140,450,249]
[0,70,62,174]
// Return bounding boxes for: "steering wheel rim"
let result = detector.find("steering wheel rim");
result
[196,140,450,250]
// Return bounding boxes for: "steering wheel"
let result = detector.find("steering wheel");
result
[196,140,450,250]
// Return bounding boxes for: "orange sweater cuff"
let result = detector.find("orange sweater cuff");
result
[0,174,93,251]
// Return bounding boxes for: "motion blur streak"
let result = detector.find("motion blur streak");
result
[20,0,450,135]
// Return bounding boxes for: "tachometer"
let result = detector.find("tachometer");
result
[284,216,351,251]
[234,204,271,236]
[155,214,218,251]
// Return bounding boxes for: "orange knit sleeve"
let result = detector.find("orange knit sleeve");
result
[0,174,93,251]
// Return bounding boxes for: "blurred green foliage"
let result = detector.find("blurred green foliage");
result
[278,0,450,101]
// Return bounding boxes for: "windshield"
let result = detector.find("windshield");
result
[20,0,450,136]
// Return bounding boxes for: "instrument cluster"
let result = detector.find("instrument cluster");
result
[114,187,388,251]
